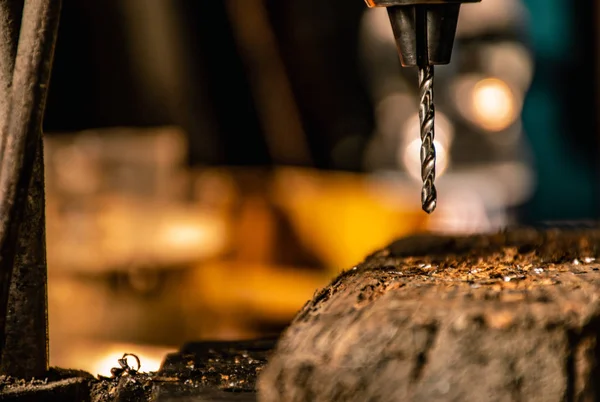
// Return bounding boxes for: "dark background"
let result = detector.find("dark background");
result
[42,0,599,222]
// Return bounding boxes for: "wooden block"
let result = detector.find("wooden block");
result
[258,229,600,402]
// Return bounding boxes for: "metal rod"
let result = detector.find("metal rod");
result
[0,0,49,379]
[1,139,48,378]
[0,0,22,139]
[0,0,61,377]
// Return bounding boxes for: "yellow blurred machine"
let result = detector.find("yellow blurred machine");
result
[44,128,428,373]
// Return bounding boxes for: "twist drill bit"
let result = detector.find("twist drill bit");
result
[364,0,481,213]
[418,64,436,213]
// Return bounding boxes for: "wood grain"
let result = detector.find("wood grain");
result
[258,228,600,402]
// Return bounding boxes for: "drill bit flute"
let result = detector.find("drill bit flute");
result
[364,0,481,213]
[419,64,436,213]
[415,4,437,213]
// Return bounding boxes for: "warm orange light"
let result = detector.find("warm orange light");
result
[51,340,176,378]
[471,78,517,132]
[160,221,210,250]
[156,215,228,263]
[91,348,166,377]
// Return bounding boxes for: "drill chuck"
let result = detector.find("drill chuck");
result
[365,0,480,67]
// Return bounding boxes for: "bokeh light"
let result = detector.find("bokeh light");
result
[398,112,453,182]
[471,78,518,132]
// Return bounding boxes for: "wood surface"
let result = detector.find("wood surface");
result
[258,228,600,402]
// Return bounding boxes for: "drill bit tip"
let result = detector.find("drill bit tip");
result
[418,64,437,214]
[421,184,437,214]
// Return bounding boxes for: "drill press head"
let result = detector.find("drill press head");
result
[364,0,482,213]
[365,0,481,67]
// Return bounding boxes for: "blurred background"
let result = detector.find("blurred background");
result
[41,0,598,375]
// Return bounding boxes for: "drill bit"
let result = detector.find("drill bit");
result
[367,1,481,213]
[418,64,436,213]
